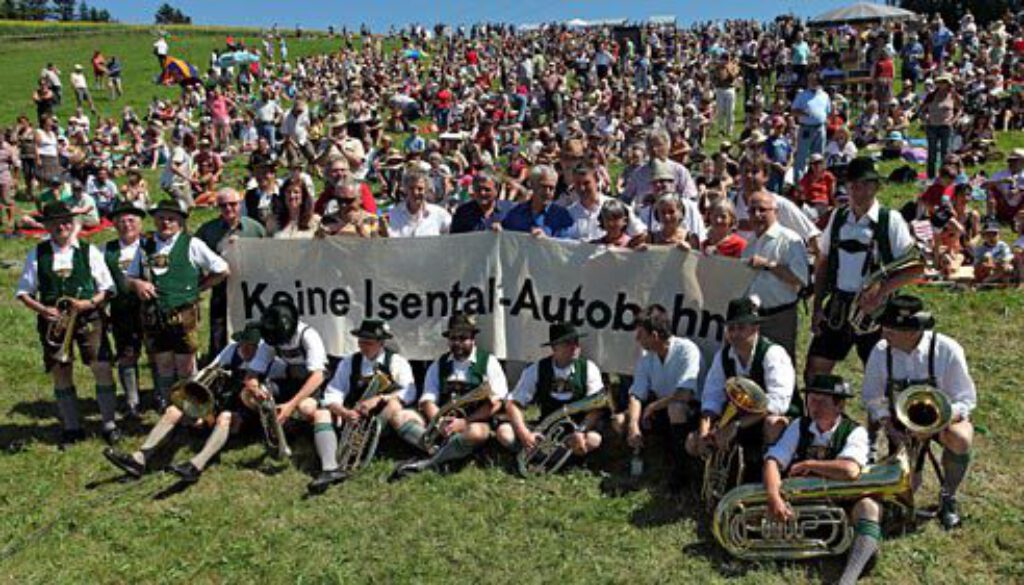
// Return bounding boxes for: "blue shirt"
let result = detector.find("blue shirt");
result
[501,201,573,238]
[451,201,509,233]
[793,88,831,126]
[764,136,792,166]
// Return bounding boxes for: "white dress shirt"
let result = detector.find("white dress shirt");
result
[388,201,452,237]
[819,200,916,294]
[16,240,114,299]
[742,222,809,309]
[126,231,228,279]
[323,349,417,407]
[766,417,870,470]
[421,347,509,403]
[629,336,701,401]
[734,191,821,244]
[701,337,795,416]
[565,193,647,241]
[511,358,603,406]
[862,331,977,422]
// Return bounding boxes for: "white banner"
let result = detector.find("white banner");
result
[225,232,757,374]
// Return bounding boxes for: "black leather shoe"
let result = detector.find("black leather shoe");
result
[167,461,202,484]
[59,429,86,450]
[307,469,348,494]
[103,447,145,478]
[940,495,962,530]
[388,459,430,483]
[102,427,123,446]
[124,406,142,423]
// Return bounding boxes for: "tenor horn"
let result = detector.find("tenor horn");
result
[701,377,768,509]
[421,381,492,454]
[168,365,229,426]
[516,386,613,477]
[849,249,924,335]
[336,370,396,473]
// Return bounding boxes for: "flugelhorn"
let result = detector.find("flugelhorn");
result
[336,369,396,473]
[701,377,769,509]
[517,386,613,477]
[47,296,80,365]
[849,248,924,335]
[420,381,492,454]
[712,450,914,561]
[258,386,292,461]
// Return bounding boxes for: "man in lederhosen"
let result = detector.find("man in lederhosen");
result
[15,201,119,446]
[805,157,921,384]
[102,201,146,418]
[389,313,508,480]
[125,199,230,411]
[496,322,605,462]
[862,294,977,529]
[308,319,417,494]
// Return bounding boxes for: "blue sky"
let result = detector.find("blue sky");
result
[94,0,865,30]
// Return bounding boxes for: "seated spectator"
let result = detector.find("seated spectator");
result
[918,165,957,218]
[974,218,1014,283]
[931,208,965,279]
[797,153,836,220]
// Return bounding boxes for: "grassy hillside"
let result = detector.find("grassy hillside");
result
[0,27,1021,584]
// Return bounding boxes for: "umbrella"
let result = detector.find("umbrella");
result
[158,55,200,86]
[811,2,919,27]
[217,50,260,68]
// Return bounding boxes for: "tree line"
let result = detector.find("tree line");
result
[0,0,112,22]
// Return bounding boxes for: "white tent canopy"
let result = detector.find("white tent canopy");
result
[810,2,918,27]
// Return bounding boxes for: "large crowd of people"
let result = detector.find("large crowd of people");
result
[7,8,1012,580]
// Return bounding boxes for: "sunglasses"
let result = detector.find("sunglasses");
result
[218,201,240,209]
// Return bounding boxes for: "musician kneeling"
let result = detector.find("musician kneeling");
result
[389,314,508,480]
[764,375,875,585]
[103,322,271,482]
[308,319,417,494]
[687,296,798,467]
[496,323,604,468]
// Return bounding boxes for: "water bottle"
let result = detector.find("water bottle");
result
[629,447,644,477]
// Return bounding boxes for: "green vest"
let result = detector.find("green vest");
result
[346,349,394,409]
[36,242,95,305]
[142,233,200,311]
[535,356,587,418]
[826,206,894,291]
[721,335,803,417]
[104,239,140,311]
[794,416,859,464]
[437,347,490,406]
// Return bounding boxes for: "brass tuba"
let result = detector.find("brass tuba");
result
[46,297,80,364]
[420,381,492,454]
[516,386,613,477]
[712,450,914,561]
[701,377,768,509]
[336,370,396,473]
[849,248,924,335]
[168,365,229,426]
[894,385,952,479]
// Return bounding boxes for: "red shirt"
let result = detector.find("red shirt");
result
[436,89,453,109]
[874,57,895,80]
[918,182,954,209]
[314,183,377,216]
[799,171,836,206]
[703,233,747,258]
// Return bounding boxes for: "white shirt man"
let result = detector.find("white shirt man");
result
[701,337,796,417]
[743,222,809,311]
[420,350,509,404]
[388,200,452,237]
[733,191,821,245]
[510,358,604,405]
[862,330,976,423]
[16,240,114,299]
[322,348,418,407]
[629,336,701,402]
[765,414,870,470]
[819,199,916,294]
[125,231,228,281]
[246,321,327,378]
[565,193,647,241]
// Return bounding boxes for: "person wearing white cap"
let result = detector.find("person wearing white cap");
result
[986,148,1024,222]
[69,64,95,113]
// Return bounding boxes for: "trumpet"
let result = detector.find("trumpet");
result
[258,388,292,461]
[712,450,914,561]
[336,370,396,473]
[46,296,80,365]
[168,365,229,426]
[421,381,492,454]
[849,249,924,335]
[701,377,768,509]
[517,387,613,477]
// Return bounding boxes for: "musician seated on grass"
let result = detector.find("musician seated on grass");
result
[389,313,508,481]
[15,201,118,448]
[241,301,327,471]
[103,322,279,483]
[495,323,604,461]
[763,374,875,585]
[686,296,798,469]
[307,319,417,494]
[862,294,976,530]
[610,304,701,492]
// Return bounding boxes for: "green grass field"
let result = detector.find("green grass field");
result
[0,24,1023,584]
